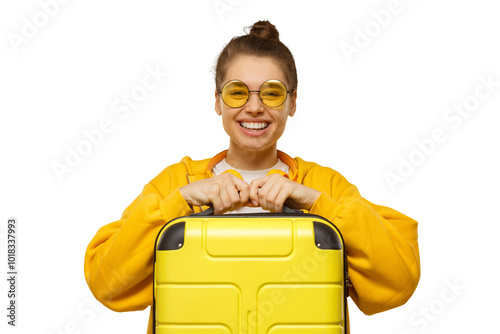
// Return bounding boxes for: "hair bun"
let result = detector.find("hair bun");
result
[246,20,280,42]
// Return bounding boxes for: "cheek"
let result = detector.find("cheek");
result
[221,114,230,128]
[221,112,237,131]
[275,112,289,127]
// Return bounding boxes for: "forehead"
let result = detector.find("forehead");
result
[223,55,288,89]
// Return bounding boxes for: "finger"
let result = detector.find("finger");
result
[243,199,258,207]
[273,187,290,213]
[237,185,250,208]
[218,185,233,213]
[210,178,231,214]
[249,177,266,207]
[232,177,250,207]
[258,184,270,211]
[262,180,283,212]
[210,190,224,214]
[226,182,241,211]
[257,176,282,211]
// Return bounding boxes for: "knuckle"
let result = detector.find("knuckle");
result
[282,183,291,192]
[207,195,218,205]
[207,185,219,196]
[258,190,266,200]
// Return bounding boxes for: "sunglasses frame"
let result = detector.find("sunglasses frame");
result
[218,79,290,108]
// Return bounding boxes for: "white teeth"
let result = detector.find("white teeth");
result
[240,122,269,130]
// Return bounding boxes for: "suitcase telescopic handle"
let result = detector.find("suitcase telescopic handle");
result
[192,205,302,216]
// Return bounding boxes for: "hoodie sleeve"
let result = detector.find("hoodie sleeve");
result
[306,165,420,315]
[84,171,193,312]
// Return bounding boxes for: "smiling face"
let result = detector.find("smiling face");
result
[215,55,297,160]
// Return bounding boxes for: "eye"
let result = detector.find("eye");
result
[229,90,247,98]
[262,90,283,98]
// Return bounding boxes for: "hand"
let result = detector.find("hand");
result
[179,173,250,214]
[249,174,321,212]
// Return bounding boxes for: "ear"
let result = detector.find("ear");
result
[288,89,297,117]
[215,90,222,116]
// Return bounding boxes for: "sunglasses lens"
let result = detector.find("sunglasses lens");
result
[221,81,249,108]
[260,80,288,107]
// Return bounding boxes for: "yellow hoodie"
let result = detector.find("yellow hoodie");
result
[84,150,420,333]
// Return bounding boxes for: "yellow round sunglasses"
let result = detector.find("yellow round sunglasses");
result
[218,79,290,108]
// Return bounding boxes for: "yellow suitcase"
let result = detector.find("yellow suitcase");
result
[153,207,348,334]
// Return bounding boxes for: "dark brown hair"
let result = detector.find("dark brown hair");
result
[214,20,298,93]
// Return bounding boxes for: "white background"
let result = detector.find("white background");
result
[1,0,499,333]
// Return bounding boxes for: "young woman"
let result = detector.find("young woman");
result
[84,20,420,333]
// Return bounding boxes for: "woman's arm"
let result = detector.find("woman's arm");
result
[83,163,257,310]
[306,166,420,315]
[84,174,193,312]
[246,164,419,314]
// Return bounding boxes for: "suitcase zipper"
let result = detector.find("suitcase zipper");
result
[346,272,352,296]
[346,273,352,288]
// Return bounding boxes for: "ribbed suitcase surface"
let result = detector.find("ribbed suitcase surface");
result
[153,212,347,334]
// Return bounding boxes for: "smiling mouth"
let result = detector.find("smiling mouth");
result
[239,121,270,130]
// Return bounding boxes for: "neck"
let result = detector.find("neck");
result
[225,143,278,170]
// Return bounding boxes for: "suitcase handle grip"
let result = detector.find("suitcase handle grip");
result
[192,205,302,216]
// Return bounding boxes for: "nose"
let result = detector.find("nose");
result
[245,91,265,114]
